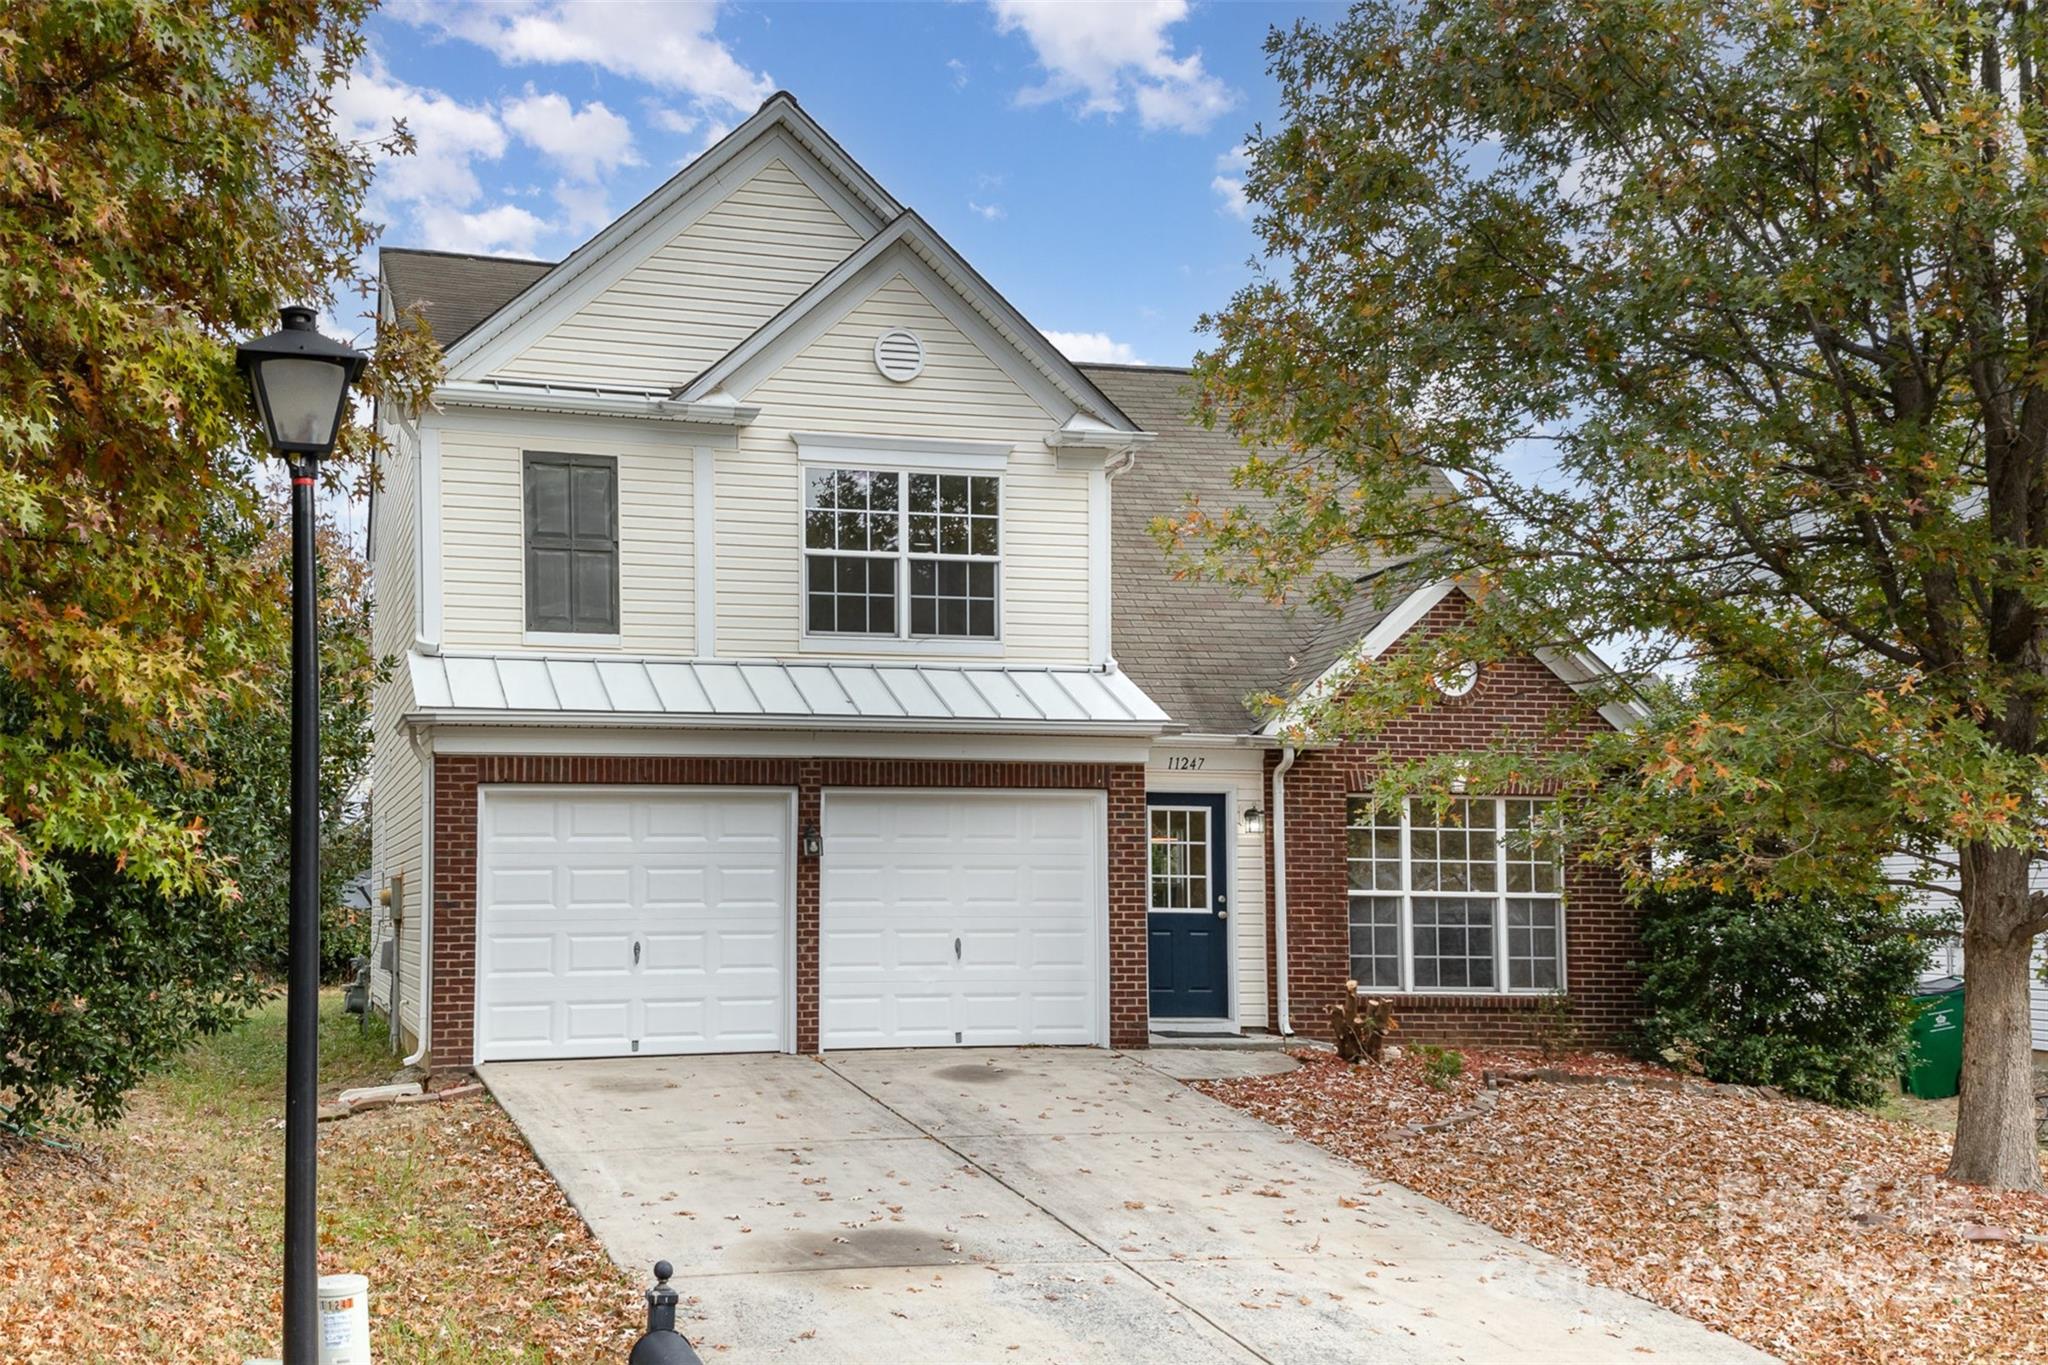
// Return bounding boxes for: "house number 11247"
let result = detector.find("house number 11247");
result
[1164,755,1205,771]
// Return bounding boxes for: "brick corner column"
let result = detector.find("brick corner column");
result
[429,754,482,1070]
[1106,763,1149,1049]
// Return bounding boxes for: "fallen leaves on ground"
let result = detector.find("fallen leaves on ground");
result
[0,999,638,1362]
[1199,1048,2048,1363]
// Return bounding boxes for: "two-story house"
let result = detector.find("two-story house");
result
[368,93,1642,1069]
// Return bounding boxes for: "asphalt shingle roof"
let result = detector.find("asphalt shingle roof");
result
[1081,364,1389,735]
[380,248,554,349]
[377,256,1366,734]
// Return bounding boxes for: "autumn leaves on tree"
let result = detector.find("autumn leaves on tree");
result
[1180,0,2048,1188]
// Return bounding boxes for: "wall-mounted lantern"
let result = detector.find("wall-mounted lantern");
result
[800,823,823,859]
[1240,805,1265,835]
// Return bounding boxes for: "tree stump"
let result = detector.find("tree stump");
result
[1329,981,1397,1063]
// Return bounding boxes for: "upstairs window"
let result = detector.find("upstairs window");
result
[524,452,618,636]
[805,466,1000,640]
[1345,797,1563,994]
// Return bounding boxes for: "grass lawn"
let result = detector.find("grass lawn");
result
[1200,1047,2048,1363]
[0,992,637,1363]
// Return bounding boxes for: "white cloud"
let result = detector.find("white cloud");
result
[1042,329,1145,365]
[1211,144,1250,220]
[987,0,1236,134]
[968,199,1005,221]
[553,180,613,237]
[418,202,551,256]
[947,58,970,90]
[330,51,507,214]
[394,0,772,109]
[645,102,700,136]
[502,88,639,177]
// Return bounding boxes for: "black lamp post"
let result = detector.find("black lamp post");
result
[237,305,367,1364]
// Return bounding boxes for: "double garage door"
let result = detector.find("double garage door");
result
[474,789,1105,1062]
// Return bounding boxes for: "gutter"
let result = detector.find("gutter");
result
[1272,743,1298,1036]
[402,709,1174,738]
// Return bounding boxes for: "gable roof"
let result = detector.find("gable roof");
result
[674,212,1138,431]
[436,91,900,380]
[379,248,553,347]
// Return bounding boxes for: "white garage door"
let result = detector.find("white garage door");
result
[820,791,1104,1049]
[475,789,791,1062]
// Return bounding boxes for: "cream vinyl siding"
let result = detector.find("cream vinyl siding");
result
[1147,747,1270,1030]
[369,426,423,1039]
[716,274,1091,663]
[493,160,865,388]
[436,412,696,655]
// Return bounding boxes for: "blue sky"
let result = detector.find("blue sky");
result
[340,0,1339,368]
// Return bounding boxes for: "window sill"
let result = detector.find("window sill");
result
[798,635,1005,658]
[522,631,622,649]
[1359,992,1565,1009]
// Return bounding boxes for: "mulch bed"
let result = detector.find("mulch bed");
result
[1198,1047,2048,1363]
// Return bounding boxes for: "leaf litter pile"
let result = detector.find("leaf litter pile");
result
[1198,1048,2048,1362]
[0,1001,638,1363]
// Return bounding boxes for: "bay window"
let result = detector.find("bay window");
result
[805,466,1000,640]
[1345,797,1563,993]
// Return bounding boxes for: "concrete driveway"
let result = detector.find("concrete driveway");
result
[483,1049,1768,1363]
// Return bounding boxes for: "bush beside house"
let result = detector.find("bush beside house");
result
[1636,886,1939,1106]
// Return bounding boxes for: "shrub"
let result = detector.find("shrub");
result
[1635,886,1935,1107]
[1416,1044,1465,1090]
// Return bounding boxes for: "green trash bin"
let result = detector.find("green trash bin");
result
[1902,975,1965,1100]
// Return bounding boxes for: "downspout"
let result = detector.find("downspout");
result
[1272,743,1298,1036]
[402,725,434,1068]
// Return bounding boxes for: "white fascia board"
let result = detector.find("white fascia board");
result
[433,380,758,426]
[793,431,1012,470]
[443,106,895,381]
[404,708,1171,739]
[415,720,1153,765]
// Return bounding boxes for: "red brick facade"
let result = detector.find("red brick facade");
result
[1267,595,1642,1048]
[428,754,1149,1066]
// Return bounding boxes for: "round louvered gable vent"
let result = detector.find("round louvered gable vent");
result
[874,329,925,383]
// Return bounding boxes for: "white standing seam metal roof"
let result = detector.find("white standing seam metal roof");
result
[408,652,1173,733]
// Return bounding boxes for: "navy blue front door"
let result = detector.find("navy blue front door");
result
[1146,794,1229,1020]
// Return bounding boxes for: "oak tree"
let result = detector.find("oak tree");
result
[1181,0,2048,1186]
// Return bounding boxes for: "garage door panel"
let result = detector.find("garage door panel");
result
[565,1000,630,1041]
[820,792,1103,1049]
[476,790,791,1062]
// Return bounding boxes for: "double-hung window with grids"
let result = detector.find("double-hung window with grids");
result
[804,466,1000,640]
[1345,797,1564,994]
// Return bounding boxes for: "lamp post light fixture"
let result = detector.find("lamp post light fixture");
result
[237,305,367,1364]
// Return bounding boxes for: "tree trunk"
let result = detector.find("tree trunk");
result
[1948,843,2045,1190]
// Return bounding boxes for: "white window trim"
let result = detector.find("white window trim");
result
[522,630,622,650]
[793,431,1010,471]
[798,462,1006,646]
[1346,796,1567,996]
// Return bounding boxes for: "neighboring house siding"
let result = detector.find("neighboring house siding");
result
[1271,594,1639,1048]
[492,159,865,388]
[426,753,1150,1064]
[369,425,422,1040]
[436,409,697,655]
[716,274,1090,663]
[1148,746,1270,1030]
[1887,853,2048,1050]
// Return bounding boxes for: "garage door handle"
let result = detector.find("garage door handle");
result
[954,937,962,960]
[633,940,641,966]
